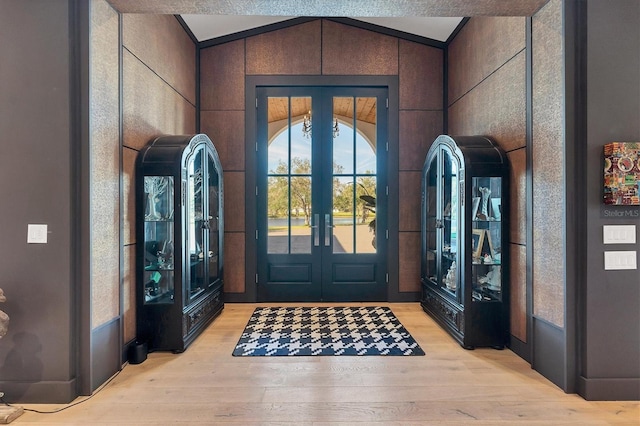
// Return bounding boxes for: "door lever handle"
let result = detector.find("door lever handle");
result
[324,214,332,246]
[312,214,319,246]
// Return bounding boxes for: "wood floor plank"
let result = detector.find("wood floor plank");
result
[14,303,639,425]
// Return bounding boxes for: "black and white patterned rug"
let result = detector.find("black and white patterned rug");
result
[232,306,425,356]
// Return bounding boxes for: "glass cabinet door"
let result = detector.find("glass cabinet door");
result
[424,147,460,299]
[470,176,502,302]
[187,149,205,303]
[142,176,175,304]
[424,156,438,284]
[207,153,220,286]
[441,148,459,298]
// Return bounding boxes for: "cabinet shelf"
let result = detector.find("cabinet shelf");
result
[442,252,457,262]
[144,265,175,271]
[420,135,509,350]
[472,261,501,266]
[145,292,174,304]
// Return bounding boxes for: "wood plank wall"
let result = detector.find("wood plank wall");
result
[200,19,444,297]
[447,16,529,342]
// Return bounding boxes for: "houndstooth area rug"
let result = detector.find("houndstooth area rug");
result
[232,306,425,356]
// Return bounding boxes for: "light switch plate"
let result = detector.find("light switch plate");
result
[603,225,637,244]
[604,251,637,270]
[27,224,48,244]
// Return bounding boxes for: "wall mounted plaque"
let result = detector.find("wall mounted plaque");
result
[603,142,640,206]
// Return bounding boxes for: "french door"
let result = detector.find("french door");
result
[256,86,388,302]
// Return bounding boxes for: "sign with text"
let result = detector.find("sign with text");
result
[601,205,640,219]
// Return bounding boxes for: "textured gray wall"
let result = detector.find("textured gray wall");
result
[104,0,549,17]
[0,0,76,402]
[582,0,640,400]
[121,13,197,343]
[90,0,120,330]
[447,16,528,342]
[532,0,565,329]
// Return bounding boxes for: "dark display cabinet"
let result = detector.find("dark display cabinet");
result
[421,135,509,349]
[136,134,224,352]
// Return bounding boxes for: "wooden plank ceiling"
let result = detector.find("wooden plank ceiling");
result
[270,97,377,125]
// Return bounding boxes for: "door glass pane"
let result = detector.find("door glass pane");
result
[267,96,312,254]
[292,97,312,166]
[143,176,174,305]
[356,176,376,253]
[208,155,220,285]
[290,176,312,254]
[332,176,354,253]
[442,149,458,296]
[355,97,377,253]
[471,176,502,302]
[333,97,354,174]
[268,97,289,173]
[355,97,377,174]
[424,157,438,283]
[267,176,288,254]
[332,96,377,254]
[187,150,205,302]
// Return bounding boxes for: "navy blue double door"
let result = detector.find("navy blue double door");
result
[256,86,388,302]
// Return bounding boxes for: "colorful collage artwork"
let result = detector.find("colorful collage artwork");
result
[603,142,640,205]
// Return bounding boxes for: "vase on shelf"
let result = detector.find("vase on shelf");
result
[478,186,491,219]
[144,176,168,220]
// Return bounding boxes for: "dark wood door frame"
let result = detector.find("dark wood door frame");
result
[238,75,406,303]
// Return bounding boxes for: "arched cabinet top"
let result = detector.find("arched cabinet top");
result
[137,133,222,172]
[423,134,508,176]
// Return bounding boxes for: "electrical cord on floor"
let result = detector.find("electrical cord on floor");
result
[0,364,124,414]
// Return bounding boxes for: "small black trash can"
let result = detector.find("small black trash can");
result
[128,340,148,364]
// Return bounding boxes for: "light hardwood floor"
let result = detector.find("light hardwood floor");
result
[13,303,640,425]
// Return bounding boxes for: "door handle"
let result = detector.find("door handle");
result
[311,214,319,246]
[325,214,332,246]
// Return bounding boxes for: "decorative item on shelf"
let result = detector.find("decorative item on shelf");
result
[478,266,501,291]
[157,240,174,269]
[444,261,457,290]
[603,142,640,205]
[471,197,480,220]
[478,186,491,220]
[145,271,162,301]
[472,228,495,262]
[144,176,169,220]
[472,229,485,260]
[443,201,451,216]
[490,198,502,220]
